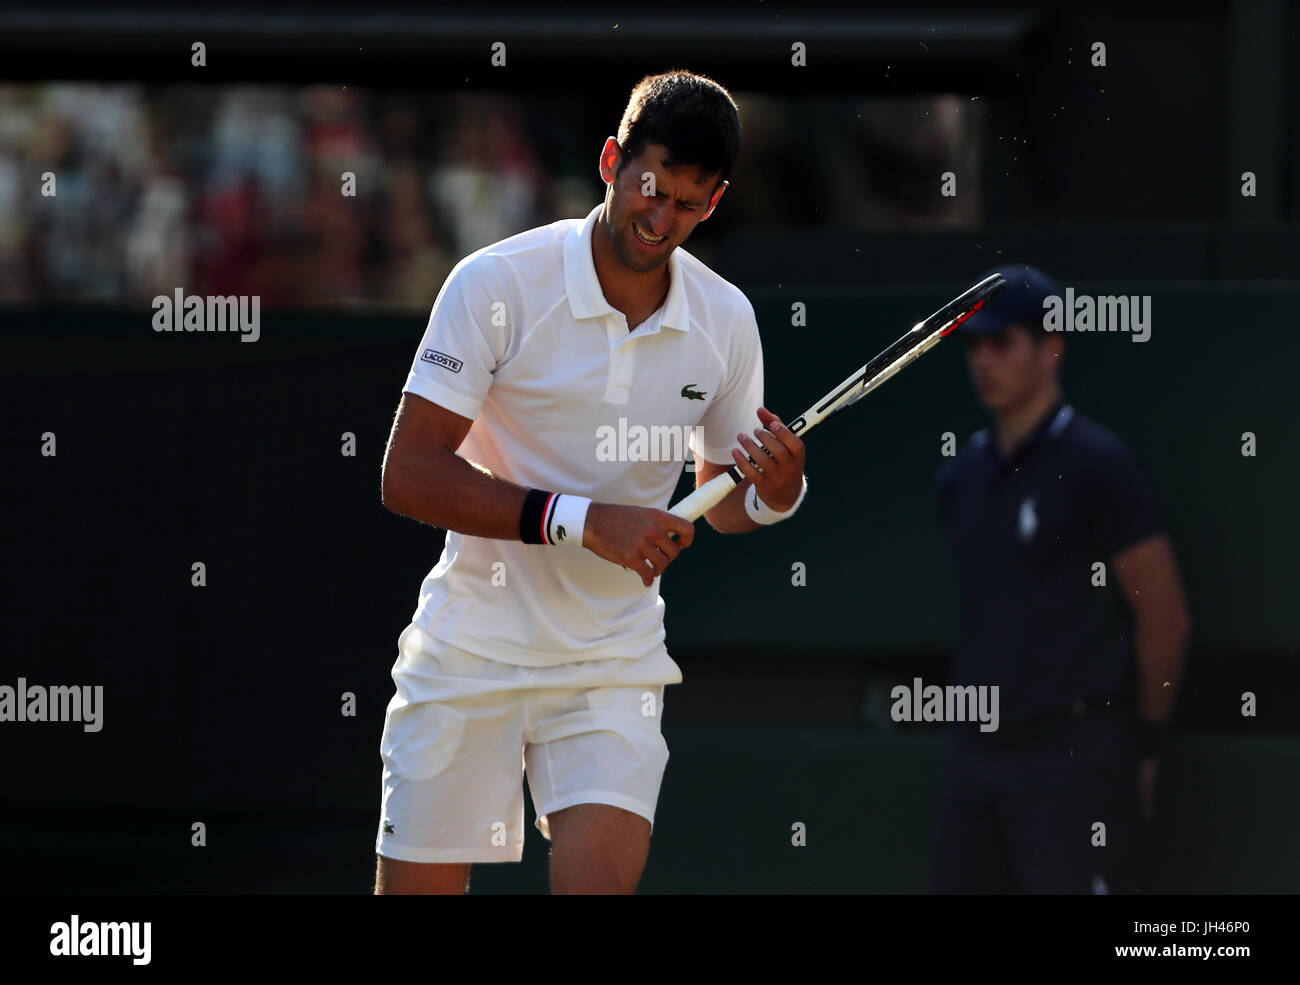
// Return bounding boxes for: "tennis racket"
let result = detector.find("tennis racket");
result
[668,272,1006,525]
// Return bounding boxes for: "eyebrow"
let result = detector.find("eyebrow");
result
[654,188,704,208]
[649,159,708,208]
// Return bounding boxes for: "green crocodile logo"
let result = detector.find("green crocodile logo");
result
[681,384,707,401]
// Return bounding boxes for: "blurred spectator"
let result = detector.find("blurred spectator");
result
[430,94,544,256]
[124,170,190,300]
[378,162,452,310]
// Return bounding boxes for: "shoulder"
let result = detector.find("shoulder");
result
[1059,411,1141,470]
[1059,410,1165,542]
[951,428,993,469]
[675,247,757,326]
[673,248,760,371]
[936,429,990,490]
[1057,411,1161,509]
[449,217,577,290]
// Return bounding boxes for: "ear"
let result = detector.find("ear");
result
[701,179,729,221]
[598,137,622,186]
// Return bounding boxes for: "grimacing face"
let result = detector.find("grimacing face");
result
[598,139,727,273]
[963,324,1062,414]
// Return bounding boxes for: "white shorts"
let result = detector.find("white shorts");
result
[375,622,683,864]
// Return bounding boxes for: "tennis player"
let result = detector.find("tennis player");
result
[374,70,808,894]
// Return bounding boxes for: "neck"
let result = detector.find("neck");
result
[590,204,669,318]
[994,383,1062,456]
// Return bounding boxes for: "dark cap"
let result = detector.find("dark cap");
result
[955,264,1062,336]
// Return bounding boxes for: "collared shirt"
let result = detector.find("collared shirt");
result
[936,401,1165,719]
[400,203,764,665]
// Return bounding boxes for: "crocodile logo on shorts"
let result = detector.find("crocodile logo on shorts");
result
[680,384,707,401]
[556,525,567,541]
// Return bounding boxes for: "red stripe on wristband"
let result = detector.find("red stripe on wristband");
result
[540,492,559,544]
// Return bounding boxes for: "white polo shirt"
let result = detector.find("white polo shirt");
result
[401,203,764,665]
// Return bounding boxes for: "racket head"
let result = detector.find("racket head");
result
[832,272,1007,415]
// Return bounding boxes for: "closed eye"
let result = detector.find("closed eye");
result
[655,192,699,212]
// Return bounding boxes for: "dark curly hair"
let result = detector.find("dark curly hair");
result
[615,70,742,192]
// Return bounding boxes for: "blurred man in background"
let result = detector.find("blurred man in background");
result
[930,264,1191,894]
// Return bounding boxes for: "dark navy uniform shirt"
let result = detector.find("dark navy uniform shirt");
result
[936,402,1165,721]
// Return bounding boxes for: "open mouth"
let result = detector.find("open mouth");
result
[632,222,667,247]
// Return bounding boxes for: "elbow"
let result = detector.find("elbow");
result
[383,446,456,520]
[380,466,406,515]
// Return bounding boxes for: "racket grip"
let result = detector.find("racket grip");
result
[667,471,739,530]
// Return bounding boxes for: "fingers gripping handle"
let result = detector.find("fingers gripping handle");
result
[666,471,739,541]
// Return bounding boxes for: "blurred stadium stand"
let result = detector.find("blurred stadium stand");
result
[2,2,1294,305]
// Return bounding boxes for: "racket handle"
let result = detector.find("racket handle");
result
[667,471,739,531]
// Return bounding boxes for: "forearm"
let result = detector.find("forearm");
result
[383,450,531,539]
[1133,614,1189,723]
[703,478,760,534]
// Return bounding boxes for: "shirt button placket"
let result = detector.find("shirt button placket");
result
[603,314,633,404]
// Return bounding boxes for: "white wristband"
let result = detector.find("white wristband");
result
[546,494,591,548]
[745,475,808,525]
